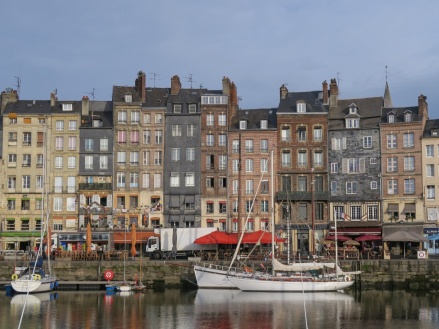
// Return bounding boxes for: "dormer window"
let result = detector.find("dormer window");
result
[240,120,247,130]
[260,120,268,129]
[188,104,197,113]
[388,113,395,123]
[404,112,412,122]
[346,118,359,128]
[173,104,182,113]
[349,104,358,114]
[432,129,438,136]
[297,102,306,113]
[124,93,132,103]
[62,103,72,111]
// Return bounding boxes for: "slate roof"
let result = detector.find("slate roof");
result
[112,86,142,103]
[230,108,278,130]
[381,106,421,123]
[329,97,383,130]
[144,87,169,107]
[167,88,207,104]
[277,90,327,114]
[81,101,113,128]
[3,100,53,115]
[423,119,439,138]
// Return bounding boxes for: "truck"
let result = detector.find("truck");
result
[145,227,217,260]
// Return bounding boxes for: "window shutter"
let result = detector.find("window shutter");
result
[342,137,347,149]
[341,158,347,174]
[359,158,366,173]
[331,138,336,150]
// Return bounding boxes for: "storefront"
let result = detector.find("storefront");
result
[58,232,111,252]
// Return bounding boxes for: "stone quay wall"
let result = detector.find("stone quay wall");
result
[1,258,439,291]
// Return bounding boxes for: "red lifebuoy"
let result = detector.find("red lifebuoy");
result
[104,269,114,281]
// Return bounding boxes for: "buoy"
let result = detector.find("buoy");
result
[11,274,18,280]
[104,269,114,281]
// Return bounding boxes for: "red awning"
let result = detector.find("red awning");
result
[242,230,283,244]
[324,234,351,241]
[194,231,239,244]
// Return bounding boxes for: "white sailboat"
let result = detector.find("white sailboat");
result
[117,226,132,292]
[11,124,58,294]
[227,157,360,292]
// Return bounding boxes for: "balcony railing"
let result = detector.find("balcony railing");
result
[78,183,113,190]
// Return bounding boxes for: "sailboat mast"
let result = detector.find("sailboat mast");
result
[43,123,52,274]
[334,208,339,278]
[270,150,275,276]
[310,168,315,257]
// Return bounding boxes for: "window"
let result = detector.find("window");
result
[185,172,195,186]
[388,113,395,123]
[154,174,161,188]
[35,199,43,210]
[387,179,398,194]
[240,120,247,129]
[155,130,162,144]
[232,180,239,194]
[404,179,415,194]
[131,111,140,124]
[7,199,15,210]
[85,139,94,151]
[298,203,307,220]
[154,151,162,165]
[117,152,126,164]
[56,120,64,131]
[54,176,62,193]
[130,130,139,143]
[246,200,254,213]
[68,136,76,150]
[331,181,337,195]
[22,154,31,167]
[427,185,435,199]
[313,151,323,167]
[67,197,76,211]
[206,177,214,188]
[187,124,195,137]
[186,148,195,162]
[155,114,163,124]
[100,138,108,151]
[55,156,63,169]
[232,159,239,173]
[298,151,307,166]
[261,158,268,172]
[219,177,227,188]
[331,137,347,150]
[22,175,30,189]
[118,111,127,123]
[282,176,291,192]
[68,156,76,168]
[282,151,291,167]
[99,155,108,169]
[297,102,306,113]
[261,180,269,194]
[206,202,214,214]
[144,113,151,124]
[172,125,182,137]
[206,155,214,170]
[55,137,64,150]
[260,120,268,129]
[404,112,412,122]
[298,176,307,191]
[117,172,126,187]
[426,145,434,157]
[427,164,435,177]
[218,113,226,126]
[261,200,269,213]
[371,181,378,189]
[331,163,339,173]
[370,158,377,164]
[85,156,93,169]
[298,127,306,141]
[206,134,214,146]
[206,113,214,126]
[130,152,139,166]
[281,127,290,142]
[346,181,358,194]
[10,118,17,124]
[351,206,361,220]
[8,154,17,165]
[143,130,151,144]
[53,197,63,211]
[171,148,181,162]
[130,173,138,188]
[173,104,182,113]
[170,173,179,187]
[387,157,397,172]
[404,156,415,171]
[363,136,372,148]
[124,94,132,102]
[246,159,253,172]
[313,127,322,141]
[260,140,268,153]
[245,180,254,194]
[368,206,378,220]
[403,133,414,148]
[188,104,197,113]
[8,176,17,189]
[218,134,226,146]
[232,140,240,153]
[143,151,150,165]
[219,155,227,170]
[117,130,127,144]
[142,173,150,188]
[21,199,30,210]
[117,196,125,208]
[346,118,359,128]
[315,203,324,221]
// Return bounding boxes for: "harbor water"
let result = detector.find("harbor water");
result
[1,289,439,329]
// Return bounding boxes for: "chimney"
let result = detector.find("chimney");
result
[171,75,181,95]
[280,84,288,100]
[418,94,428,117]
[1,89,19,114]
[135,71,146,102]
[322,80,328,104]
[50,92,56,107]
[82,96,90,116]
[329,78,339,108]
[222,76,231,95]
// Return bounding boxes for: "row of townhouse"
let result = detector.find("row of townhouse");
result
[0,72,437,254]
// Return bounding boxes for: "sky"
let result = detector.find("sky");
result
[1,1,439,116]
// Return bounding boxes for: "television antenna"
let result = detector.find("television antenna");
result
[150,72,160,88]
[14,76,21,96]
[85,88,96,124]
[184,74,196,89]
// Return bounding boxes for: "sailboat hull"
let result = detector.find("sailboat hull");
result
[228,276,354,292]
[194,263,257,289]
[11,275,58,293]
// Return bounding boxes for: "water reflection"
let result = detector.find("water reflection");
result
[1,290,439,329]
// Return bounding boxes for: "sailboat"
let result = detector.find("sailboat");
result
[117,224,132,292]
[11,124,58,293]
[227,156,360,292]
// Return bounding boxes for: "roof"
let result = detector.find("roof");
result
[381,106,421,124]
[230,108,277,130]
[423,119,439,137]
[277,90,328,114]
[80,101,113,128]
[144,87,169,107]
[112,86,142,103]
[3,100,52,115]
